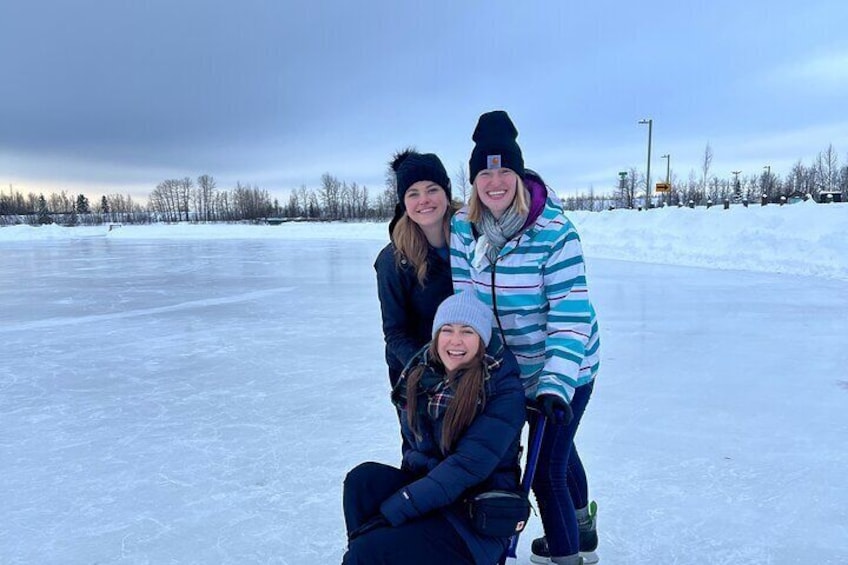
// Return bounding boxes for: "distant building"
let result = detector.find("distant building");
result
[819,191,842,203]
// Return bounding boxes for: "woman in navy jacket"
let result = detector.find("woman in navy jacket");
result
[342,292,526,565]
[374,149,458,388]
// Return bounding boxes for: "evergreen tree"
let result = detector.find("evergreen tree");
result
[76,194,91,214]
[37,194,52,224]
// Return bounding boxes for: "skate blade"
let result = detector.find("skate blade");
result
[580,550,599,564]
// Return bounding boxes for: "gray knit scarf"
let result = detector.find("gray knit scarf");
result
[474,187,531,265]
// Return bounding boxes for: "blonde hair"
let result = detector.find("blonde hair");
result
[406,338,488,453]
[392,198,462,286]
[467,174,529,224]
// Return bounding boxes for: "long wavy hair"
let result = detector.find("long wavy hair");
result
[405,337,488,453]
[392,199,461,286]
[467,174,529,224]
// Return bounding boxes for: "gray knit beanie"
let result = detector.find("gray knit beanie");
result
[432,291,494,347]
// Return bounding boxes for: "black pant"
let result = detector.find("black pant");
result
[342,462,474,565]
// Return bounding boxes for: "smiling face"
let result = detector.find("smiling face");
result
[473,168,518,219]
[436,323,482,374]
[403,180,449,231]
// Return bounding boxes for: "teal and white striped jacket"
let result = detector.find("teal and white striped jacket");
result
[450,190,600,404]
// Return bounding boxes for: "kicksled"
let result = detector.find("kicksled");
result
[500,412,547,565]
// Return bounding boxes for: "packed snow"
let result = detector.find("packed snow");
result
[3,200,846,281]
[1,202,846,564]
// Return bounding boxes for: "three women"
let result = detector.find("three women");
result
[354,111,602,565]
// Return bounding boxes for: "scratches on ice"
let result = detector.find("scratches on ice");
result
[0,287,296,333]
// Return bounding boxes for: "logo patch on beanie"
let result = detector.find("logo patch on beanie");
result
[487,155,501,169]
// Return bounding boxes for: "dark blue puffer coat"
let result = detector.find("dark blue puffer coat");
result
[381,346,526,565]
[374,243,453,387]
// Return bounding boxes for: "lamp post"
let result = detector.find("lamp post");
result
[763,165,771,195]
[638,119,653,209]
[660,153,670,205]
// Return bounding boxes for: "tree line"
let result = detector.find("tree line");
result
[601,142,848,211]
[3,143,847,225]
[0,169,405,226]
[0,190,149,226]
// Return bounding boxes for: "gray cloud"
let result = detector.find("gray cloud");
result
[2,0,848,199]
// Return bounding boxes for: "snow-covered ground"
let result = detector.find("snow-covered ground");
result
[1,203,847,564]
[4,200,847,281]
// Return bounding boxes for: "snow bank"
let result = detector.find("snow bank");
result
[569,201,848,280]
[2,202,846,280]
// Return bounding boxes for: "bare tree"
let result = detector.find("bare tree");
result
[815,143,839,193]
[360,185,370,218]
[454,162,470,203]
[284,191,299,218]
[232,182,272,220]
[296,186,310,218]
[49,190,74,214]
[339,181,352,219]
[175,177,193,221]
[840,162,848,197]
[306,190,320,219]
[349,182,363,219]
[150,181,180,222]
[684,170,700,205]
[319,173,342,219]
[701,143,713,195]
[215,190,231,221]
[196,174,216,222]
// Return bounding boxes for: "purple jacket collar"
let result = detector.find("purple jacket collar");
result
[522,173,547,230]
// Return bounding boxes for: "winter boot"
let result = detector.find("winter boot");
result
[530,501,599,564]
[576,500,599,563]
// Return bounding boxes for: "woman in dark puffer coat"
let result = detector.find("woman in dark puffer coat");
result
[374,149,458,389]
[342,292,526,565]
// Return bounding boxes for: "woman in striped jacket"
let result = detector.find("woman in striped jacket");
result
[450,111,601,565]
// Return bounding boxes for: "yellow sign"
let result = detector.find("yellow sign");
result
[655,182,670,193]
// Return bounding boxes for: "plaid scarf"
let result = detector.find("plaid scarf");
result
[422,372,453,421]
[394,354,500,426]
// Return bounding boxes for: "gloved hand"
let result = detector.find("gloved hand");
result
[537,393,573,425]
[348,514,390,541]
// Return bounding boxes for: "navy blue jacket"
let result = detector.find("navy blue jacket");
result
[381,346,526,565]
[374,243,453,386]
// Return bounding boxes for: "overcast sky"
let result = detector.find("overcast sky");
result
[2,0,847,202]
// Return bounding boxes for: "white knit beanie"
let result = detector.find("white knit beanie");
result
[431,291,494,346]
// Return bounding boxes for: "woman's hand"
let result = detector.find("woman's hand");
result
[537,393,573,425]
[348,514,390,541]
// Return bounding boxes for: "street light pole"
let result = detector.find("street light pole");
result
[660,153,670,205]
[763,165,771,194]
[638,119,652,209]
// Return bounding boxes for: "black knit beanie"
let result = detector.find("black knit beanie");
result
[468,110,525,182]
[393,149,451,206]
[389,149,451,236]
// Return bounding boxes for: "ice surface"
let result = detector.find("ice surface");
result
[1,208,847,564]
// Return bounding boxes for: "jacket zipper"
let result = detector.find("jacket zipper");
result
[490,256,508,352]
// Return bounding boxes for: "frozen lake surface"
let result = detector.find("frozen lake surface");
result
[1,235,847,564]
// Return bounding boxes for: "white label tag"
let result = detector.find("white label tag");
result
[487,155,501,169]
